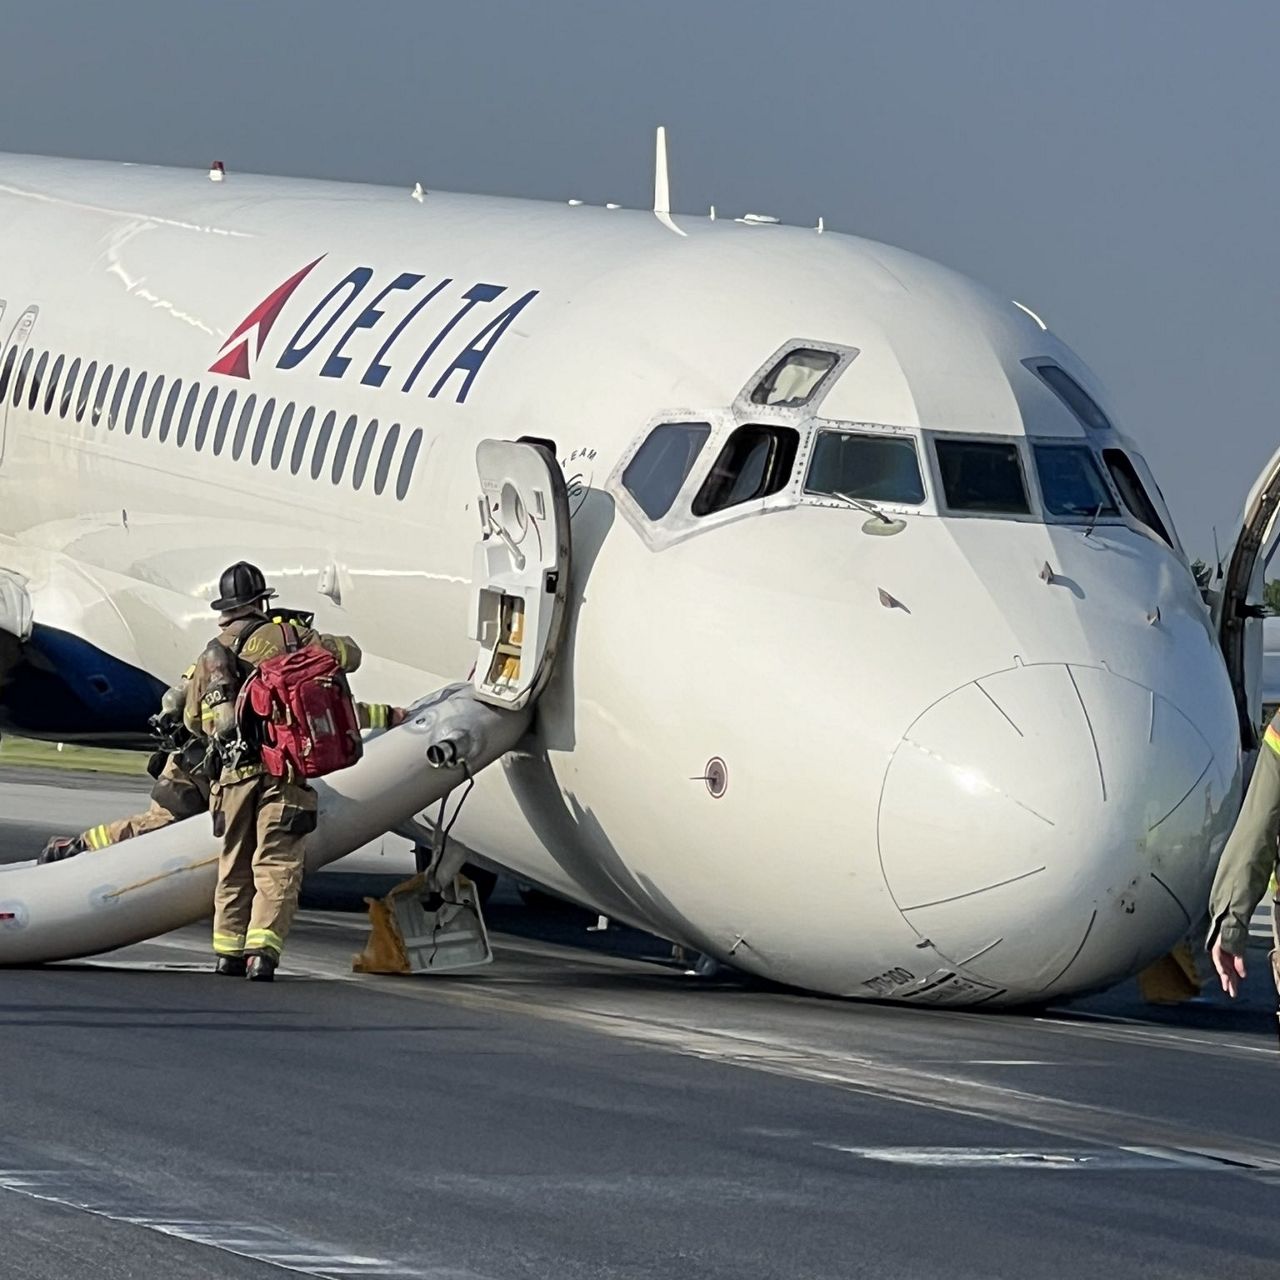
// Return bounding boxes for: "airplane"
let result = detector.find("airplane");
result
[1,132,1277,1006]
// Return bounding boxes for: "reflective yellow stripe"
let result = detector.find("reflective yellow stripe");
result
[246,927,284,957]
[85,824,112,851]
[212,932,246,955]
[1265,724,1280,756]
[334,637,349,668]
[367,704,388,729]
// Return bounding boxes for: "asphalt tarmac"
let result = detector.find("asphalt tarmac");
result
[2,768,1278,1279]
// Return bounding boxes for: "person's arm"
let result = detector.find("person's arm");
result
[1207,731,1280,995]
[183,661,209,737]
[356,701,408,730]
[316,632,362,674]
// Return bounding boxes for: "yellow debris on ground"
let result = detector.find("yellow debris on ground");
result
[1137,940,1202,1004]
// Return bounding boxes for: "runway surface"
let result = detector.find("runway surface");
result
[2,768,1278,1279]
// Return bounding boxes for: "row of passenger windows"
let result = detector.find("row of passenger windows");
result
[623,420,1172,546]
[0,346,425,501]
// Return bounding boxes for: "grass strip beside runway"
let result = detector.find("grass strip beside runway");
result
[0,736,149,776]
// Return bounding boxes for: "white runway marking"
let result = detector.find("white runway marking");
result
[1034,1011,1277,1060]
[825,1146,1128,1169]
[821,1145,1239,1172]
[0,1163,476,1279]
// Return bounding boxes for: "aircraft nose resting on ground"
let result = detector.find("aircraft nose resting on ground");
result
[878,661,1237,1002]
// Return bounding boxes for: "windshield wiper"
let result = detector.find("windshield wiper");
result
[831,491,894,525]
[1083,501,1104,538]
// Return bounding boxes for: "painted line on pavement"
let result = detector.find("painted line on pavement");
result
[0,1162,484,1279]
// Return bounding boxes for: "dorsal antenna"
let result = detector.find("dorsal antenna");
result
[652,126,686,237]
[654,125,670,214]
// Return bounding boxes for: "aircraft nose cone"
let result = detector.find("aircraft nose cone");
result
[877,662,1226,999]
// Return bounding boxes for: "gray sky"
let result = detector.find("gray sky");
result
[1,0,1275,562]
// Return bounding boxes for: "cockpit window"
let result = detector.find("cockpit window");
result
[935,439,1031,515]
[693,424,799,516]
[805,430,925,505]
[750,348,840,408]
[1029,362,1112,432]
[622,422,711,520]
[1032,444,1118,519]
[1103,448,1173,546]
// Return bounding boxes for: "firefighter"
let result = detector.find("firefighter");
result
[1206,712,1280,1020]
[186,560,403,982]
[38,671,211,863]
[38,681,401,864]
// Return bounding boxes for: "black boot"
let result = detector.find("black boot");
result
[214,956,247,977]
[245,954,277,982]
[38,836,86,865]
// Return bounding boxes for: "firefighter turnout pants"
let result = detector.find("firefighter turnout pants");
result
[210,774,318,961]
[79,756,210,851]
[80,800,180,852]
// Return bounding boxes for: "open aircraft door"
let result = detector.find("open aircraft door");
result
[356,437,574,976]
[469,438,572,712]
[1214,442,1280,751]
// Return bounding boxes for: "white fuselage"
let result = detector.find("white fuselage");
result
[0,153,1242,1005]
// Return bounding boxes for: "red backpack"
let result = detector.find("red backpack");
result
[239,629,363,780]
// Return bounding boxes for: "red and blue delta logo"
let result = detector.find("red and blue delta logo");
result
[209,257,538,404]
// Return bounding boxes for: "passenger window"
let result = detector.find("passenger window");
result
[232,393,257,460]
[60,358,82,419]
[622,422,711,520]
[805,430,925,505]
[125,372,148,434]
[751,348,840,408]
[194,387,218,451]
[1029,362,1111,432]
[290,407,315,475]
[396,428,424,500]
[11,349,33,409]
[176,381,200,447]
[331,414,358,484]
[693,424,799,516]
[108,368,130,430]
[43,354,65,415]
[311,410,337,480]
[142,376,166,438]
[157,378,182,441]
[270,401,294,470]
[352,419,378,490]
[76,361,99,423]
[92,365,115,427]
[935,439,1031,515]
[212,389,237,455]
[375,423,401,495]
[1103,449,1173,546]
[251,398,275,465]
[1032,445,1118,519]
[26,351,48,412]
[0,347,17,404]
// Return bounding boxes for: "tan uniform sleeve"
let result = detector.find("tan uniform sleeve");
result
[184,661,210,737]
[356,702,393,730]
[317,632,362,674]
[1207,731,1280,954]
